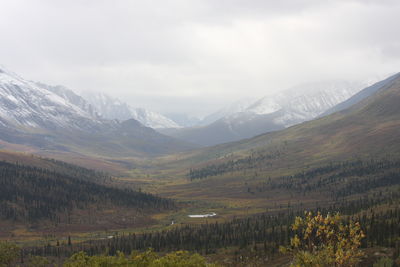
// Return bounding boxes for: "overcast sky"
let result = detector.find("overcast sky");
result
[1,0,400,117]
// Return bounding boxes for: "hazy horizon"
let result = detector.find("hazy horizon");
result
[1,0,400,117]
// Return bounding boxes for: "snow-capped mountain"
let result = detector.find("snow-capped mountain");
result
[0,67,101,131]
[244,81,367,127]
[164,81,369,146]
[0,66,194,156]
[200,97,257,126]
[81,92,180,129]
[322,74,400,117]
[35,82,99,119]
[129,108,180,129]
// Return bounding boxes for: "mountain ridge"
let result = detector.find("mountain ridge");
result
[0,67,195,157]
[182,72,400,169]
[81,91,181,129]
[163,80,368,146]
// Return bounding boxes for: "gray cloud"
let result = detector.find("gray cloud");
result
[0,0,400,116]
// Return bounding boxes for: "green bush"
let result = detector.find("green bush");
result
[0,242,20,267]
[373,257,393,267]
[63,249,220,267]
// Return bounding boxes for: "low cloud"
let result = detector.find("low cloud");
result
[0,0,399,116]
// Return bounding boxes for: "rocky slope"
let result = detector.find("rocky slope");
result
[0,67,194,157]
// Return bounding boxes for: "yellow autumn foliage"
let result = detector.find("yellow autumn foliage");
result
[280,212,365,267]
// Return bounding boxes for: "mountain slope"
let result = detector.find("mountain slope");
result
[153,73,400,214]
[0,151,174,236]
[163,113,201,128]
[184,72,400,169]
[247,81,365,126]
[81,92,180,129]
[0,68,100,131]
[200,97,257,126]
[165,81,366,146]
[0,67,194,157]
[322,73,400,116]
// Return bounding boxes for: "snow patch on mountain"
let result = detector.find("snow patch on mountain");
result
[243,81,367,127]
[129,107,181,129]
[246,98,281,115]
[81,92,180,129]
[201,97,257,126]
[0,67,100,130]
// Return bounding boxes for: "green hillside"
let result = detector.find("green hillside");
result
[0,153,175,241]
[138,73,400,223]
[2,75,400,266]
[182,73,400,172]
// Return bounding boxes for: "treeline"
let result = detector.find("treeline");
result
[188,149,285,180]
[265,159,400,199]
[1,244,220,267]
[25,211,294,259]
[24,190,400,260]
[188,156,400,183]
[19,158,400,262]
[0,161,174,222]
[42,157,111,183]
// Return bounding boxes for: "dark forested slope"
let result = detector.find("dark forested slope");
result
[0,160,173,223]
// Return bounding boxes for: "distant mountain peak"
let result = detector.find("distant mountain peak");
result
[243,80,368,127]
[81,91,181,129]
[0,68,101,130]
[163,80,371,146]
[200,97,258,126]
[0,66,194,156]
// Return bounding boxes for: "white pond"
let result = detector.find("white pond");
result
[188,212,217,218]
